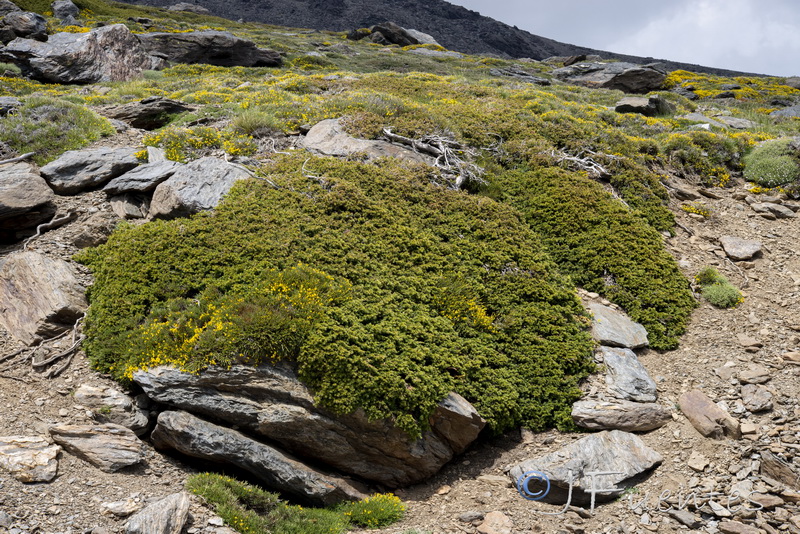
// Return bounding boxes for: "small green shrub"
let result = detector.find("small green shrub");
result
[0,96,115,164]
[695,267,743,308]
[186,473,350,534]
[743,138,800,187]
[338,493,405,528]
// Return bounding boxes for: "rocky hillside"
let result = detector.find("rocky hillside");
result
[1,0,800,533]
[119,0,765,77]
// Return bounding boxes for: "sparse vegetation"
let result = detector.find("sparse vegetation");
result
[695,267,744,308]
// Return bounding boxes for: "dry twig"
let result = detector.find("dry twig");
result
[0,152,35,166]
[22,211,79,250]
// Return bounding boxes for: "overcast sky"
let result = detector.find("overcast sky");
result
[447,0,800,76]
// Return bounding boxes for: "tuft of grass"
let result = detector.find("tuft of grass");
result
[230,108,285,136]
[0,95,115,165]
[743,138,800,187]
[695,267,744,308]
[338,493,405,528]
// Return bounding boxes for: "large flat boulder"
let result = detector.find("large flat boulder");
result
[134,364,485,486]
[0,251,87,345]
[552,62,667,94]
[137,30,281,67]
[40,147,140,195]
[148,157,250,219]
[508,430,663,505]
[49,423,145,472]
[572,399,671,432]
[302,119,429,163]
[103,160,182,195]
[0,24,164,84]
[152,410,366,505]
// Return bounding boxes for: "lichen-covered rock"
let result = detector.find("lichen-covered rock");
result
[0,11,47,44]
[302,119,429,163]
[600,346,658,402]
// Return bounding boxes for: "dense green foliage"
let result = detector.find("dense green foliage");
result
[186,473,354,534]
[495,167,697,349]
[743,138,800,187]
[77,154,596,435]
[0,96,114,164]
[695,266,744,308]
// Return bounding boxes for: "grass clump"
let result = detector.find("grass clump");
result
[77,154,595,436]
[743,138,800,187]
[695,267,743,308]
[186,473,352,534]
[338,493,405,528]
[0,95,114,164]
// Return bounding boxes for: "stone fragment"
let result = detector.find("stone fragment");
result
[715,116,755,129]
[687,451,709,472]
[73,385,149,435]
[736,334,762,348]
[738,364,771,384]
[124,492,190,534]
[0,436,60,482]
[476,511,513,534]
[588,302,648,348]
[71,211,119,248]
[100,97,192,130]
[508,430,662,505]
[103,160,182,194]
[41,147,139,194]
[1,25,164,84]
[783,351,800,363]
[458,511,485,523]
[678,390,741,440]
[49,423,144,472]
[137,31,281,67]
[614,95,673,116]
[718,520,760,534]
[0,251,87,345]
[100,498,142,518]
[572,399,671,432]
[51,0,79,21]
[166,1,211,14]
[667,509,702,528]
[750,202,796,218]
[134,364,484,486]
[771,104,800,118]
[152,410,366,505]
[748,493,784,509]
[719,236,762,261]
[740,384,773,412]
[149,157,251,219]
[760,451,799,489]
[109,193,150,219]
[601,346,657,402]
[302,118,429,164]
[0,96,21,116]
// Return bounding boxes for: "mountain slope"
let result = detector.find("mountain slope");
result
[120,0,763,76]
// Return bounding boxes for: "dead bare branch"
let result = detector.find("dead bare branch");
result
[22,211,79,250]
[0,152,35,166]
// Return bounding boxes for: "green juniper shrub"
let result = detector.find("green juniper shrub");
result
[77,154,595,436]
[743,138,800,187]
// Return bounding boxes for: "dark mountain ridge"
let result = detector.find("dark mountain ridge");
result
[120,0,766,77]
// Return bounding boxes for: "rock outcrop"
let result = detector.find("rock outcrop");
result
[137,30,282,67]
[0,24,165,83]
[552,62,667,94]
[133,364,485,486]
[152,410,366,505]
[41,147,140,195]
[0,251,87,345]
[100,97,193,130]
[0,11,47,44]
[103,160,182,195]
[0,162,56,242]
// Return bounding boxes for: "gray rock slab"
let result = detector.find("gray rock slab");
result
[740,384,773,413]
[101,97,192,130]
[152,410,366,505]
[1,24,163,84]
[49,423,144,472]
[680,113,728,129]
[0,251,87,345]
[572,399,671,432]
[73,384,149,435]
[0,436,60,482]
[51,0,79,21]
[589,302,648,349]
[124,492,190,534]
[103,160,182,194]
[751,202,796,218]
[508,430,663,505]
[0,0,21,16]
[149,157,250,219]
[738,364,771,384]
[302,118,430,163]
[678,389,741,440]
[600,346,657,402]
[138,30,281,67]
[133,364,485,486]
[41,147,139,194]
[0,162,54,220]
[719,235,762,261]
[715,116,755,129]
[771,104,800,118]
[109,193,150,219]
[551,62,666,94]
